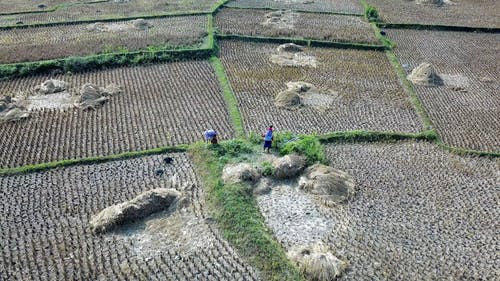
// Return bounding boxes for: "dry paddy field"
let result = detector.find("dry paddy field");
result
[0,0,217,26]
[0,0,88,14]
[215,8,380,45]
[0,61,235,168]
[225,0,364,14]
[0,153,261,280]
[367,0,500,28]
[0,15,207,64]
[388,29,500,152]
[220,40,423,135]
[323,141,499,280]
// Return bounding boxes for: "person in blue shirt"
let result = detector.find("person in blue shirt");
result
[203,129,217,144]
[262,125,273,153]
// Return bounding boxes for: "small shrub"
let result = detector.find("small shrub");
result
[210,139,254,160]
[365,6,379,22]
[261,161,275,176]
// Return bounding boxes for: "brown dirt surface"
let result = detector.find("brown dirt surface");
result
[323,141,499,280]
[0,0,217,26]
[388,29,500,152]
[0,153,261,280]
[0,15,207,64]
[219,39,423,134]
[0,61,236,168]
[225,0,364,14]
[367,0,500,28]
[215,8,380,44]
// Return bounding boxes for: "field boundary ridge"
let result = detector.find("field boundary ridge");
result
[0,144,188,176]
[216,33,387,50]
[217,4,364,17]
[210,56,245,137]
[0,11,210,30]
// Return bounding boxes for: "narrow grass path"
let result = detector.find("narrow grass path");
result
[189,140,304,281]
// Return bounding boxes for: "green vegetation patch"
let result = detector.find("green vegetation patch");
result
[189,140,303,281]
[210,56,245,137]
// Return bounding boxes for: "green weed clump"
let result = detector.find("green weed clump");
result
[261,161,275,176]
[365,5,379,22]
[276,133,327,165]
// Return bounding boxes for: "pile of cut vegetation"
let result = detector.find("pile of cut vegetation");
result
[270,43,318,67]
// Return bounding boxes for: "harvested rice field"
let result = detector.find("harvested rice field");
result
[0,0,86,14]
[321,141,499,280]
[0,153,261,280]
[219,40,423,135]
[225,0,364,14]
[368,0,500,28]
[215,8,380,45]
[387,29,500,152]
[0,15,208,64]
[0,61,235,168]
[0,0,217,26]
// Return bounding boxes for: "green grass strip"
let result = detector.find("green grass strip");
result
[436,143,500,158]
[189,141,303,281]
[0,46,213,80]
[0,144,188,176]
[216,33,387,50]
[211,0,235,13]
[0,11,210,30]
[206,14,215,49]
[210,56,245,137]
[378,23,500,34]
[317,129,437,143]
[384,50,435,132]
[219,4,364,16]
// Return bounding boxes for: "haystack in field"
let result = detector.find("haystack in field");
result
[78,83,122,110]
[407,62,442,86]
[222,163,262,184]
[271,43,317,67]
[34,79,67,95]
[272,154,307,179]
[0,96,29,123]
[90,188,183,233]
[288,242,348,281]
[299,164,355,206]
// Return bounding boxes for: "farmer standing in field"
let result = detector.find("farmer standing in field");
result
[262,125,274,153]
